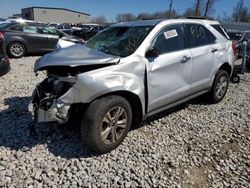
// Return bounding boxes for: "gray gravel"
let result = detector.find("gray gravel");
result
[0,56,249,187]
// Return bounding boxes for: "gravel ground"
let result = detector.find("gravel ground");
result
[0,56,249,188]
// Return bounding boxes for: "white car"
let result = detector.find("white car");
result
[29,18,234,153]
[56,38,76,49]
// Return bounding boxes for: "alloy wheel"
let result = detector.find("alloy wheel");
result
[10,44,24,57]
[101,106,128,145]
[215,76,228,99]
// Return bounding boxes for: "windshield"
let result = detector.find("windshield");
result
[80,25,95,31]
[85,26,153,57]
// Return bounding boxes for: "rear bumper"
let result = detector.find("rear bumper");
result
[0,56,10,77]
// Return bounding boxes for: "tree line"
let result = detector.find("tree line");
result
[92,0,250,23]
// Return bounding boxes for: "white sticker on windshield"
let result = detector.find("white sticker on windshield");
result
[164,29,178,39]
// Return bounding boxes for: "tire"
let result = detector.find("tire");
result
[81,95,132,154]
[208,70,229,103]
[7,42,26,58]
[231,75,240,83]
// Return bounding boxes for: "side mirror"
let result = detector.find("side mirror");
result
[145,48,160,58]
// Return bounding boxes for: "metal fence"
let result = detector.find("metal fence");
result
[221,22,250,31]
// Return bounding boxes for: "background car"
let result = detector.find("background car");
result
[234,31,250,59]
[56,23,73,35]
[47,22,60,28]
[246,53,250,70]
[0,32,10,77]
[72,23,108,41]
[0,19,83,58]
[226,30,250,59]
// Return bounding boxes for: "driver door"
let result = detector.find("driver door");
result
[146,24,193,112]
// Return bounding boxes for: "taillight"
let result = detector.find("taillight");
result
[247,55,250,62]
[3,56,10,64]
[0,32,4,40]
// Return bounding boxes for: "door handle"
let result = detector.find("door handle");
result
[211,48,218,53]
[181,56,191,63]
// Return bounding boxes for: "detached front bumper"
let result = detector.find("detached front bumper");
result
[28,76,75,123]
[28,100,70,123]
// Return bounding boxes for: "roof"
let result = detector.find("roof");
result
[111,18,220,27]
[112,19,164,27]
[4,18,38,23]
[22,7,90,16]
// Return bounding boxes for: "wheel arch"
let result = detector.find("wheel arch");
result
[96,91,144,128]
[218,62,232,77]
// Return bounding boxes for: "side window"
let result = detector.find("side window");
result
[207,29,216,44]
[153,24,184,54]
[185,24,216,48]
[22,24,37,33]
[37,27,57,35]
[92,26,98,32]
[9,24,23,31]
[211,25,229,39]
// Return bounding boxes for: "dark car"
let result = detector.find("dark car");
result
[227,30,243,41]
[246,53,250,70]
[56,23,73,35]
[0,33,10,77]
[233,31,250,59]
[0,20,83,58]
[72,24,107,41]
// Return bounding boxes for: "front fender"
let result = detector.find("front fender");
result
[59,69,145,106]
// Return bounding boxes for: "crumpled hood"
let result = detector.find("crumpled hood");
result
[34,44,120,71]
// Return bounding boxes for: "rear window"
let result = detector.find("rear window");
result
[242,32,250,40]
[0,22,14,29]
[211,24,229,39]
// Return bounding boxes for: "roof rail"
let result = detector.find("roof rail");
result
[176,16,214,20]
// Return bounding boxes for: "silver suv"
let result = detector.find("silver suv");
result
[29,18,234,153]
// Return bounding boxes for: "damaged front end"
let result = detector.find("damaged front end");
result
[28,44,120,123]
[28,75,76,123]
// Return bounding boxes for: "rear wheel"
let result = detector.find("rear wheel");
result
[81,95,132,154]
[208,70,229,103]
[7,42,25,58]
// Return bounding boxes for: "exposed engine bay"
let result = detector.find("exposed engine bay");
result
[29,74,76,123]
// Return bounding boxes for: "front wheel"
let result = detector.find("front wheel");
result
[208,70,229,103]
[81,95,132,154]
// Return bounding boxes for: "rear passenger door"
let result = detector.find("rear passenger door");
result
[184,23,220,92]
[21,23,46,52]
[22,23,58,52]
[36,26,59,51]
